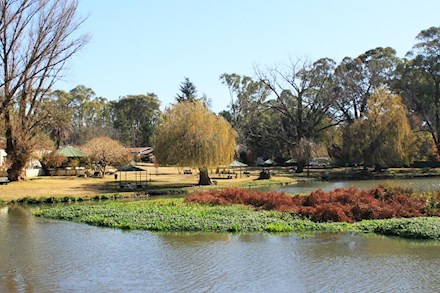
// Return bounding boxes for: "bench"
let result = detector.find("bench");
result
[0,177,10,185]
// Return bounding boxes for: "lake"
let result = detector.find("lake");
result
[273,177,440,194]
[1,204,440,292]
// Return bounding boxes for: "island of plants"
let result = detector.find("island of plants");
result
[34,185,440,240]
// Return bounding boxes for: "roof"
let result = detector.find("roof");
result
[56,146,86,157]
[229,160,248,167]
[264,159,277,166]
[126,147,153,155]
[117,165,145,172]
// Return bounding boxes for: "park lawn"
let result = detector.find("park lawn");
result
[0,165,298,202]
[0,176,115,201]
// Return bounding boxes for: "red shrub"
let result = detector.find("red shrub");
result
[185,185,439,223]
[351,201,383,221]
[313,204,352,223]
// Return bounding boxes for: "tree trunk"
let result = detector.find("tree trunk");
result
[5,137,32,181]
[5,110,32,181]
[6,137,32,181]
[374,164,383,172]
[7,159,27,181]
[296,161,305,173]
[198,168,212,185]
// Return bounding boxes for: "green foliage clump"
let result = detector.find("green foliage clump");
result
[359,218,440,240]
[34,199,314,233]
[8,193,128,205]
[33,198,440,240]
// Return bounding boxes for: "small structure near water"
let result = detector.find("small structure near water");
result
[116,165,148,190]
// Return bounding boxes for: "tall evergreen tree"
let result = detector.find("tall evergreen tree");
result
[176,77,198,102]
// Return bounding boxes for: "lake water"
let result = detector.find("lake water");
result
[273,177,440,194]
[1,205,440,292]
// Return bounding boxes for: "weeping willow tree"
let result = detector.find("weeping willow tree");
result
[153,101,237,185]
[345,89,416,170]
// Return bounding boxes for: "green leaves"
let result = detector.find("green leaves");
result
[111,94,161,147]
[34,199,440,239]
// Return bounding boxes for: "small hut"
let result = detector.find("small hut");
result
[52,146,86,176]
[229,160,248,178]
[116,165,148,190]
[264,159,277,166]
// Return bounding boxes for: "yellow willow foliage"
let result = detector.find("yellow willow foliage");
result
[351,88,416,166]
[153,101,237,168]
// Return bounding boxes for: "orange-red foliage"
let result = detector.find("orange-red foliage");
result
[185,186,438,223]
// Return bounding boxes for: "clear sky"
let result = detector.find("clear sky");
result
[55,0,440,113]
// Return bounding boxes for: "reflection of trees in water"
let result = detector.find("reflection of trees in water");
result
[299,232,440,260]
[6,206,35,224]
[157,232,275,246]
[157,232,230,247]
[237,233,271,243]
[2,270,34,293]
[0,206,39,292]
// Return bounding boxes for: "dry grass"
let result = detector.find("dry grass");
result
[0,177,112,200]
[0,164,297,201]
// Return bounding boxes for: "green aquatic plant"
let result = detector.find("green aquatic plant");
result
[33,198,440,240]
[34,199,311,233]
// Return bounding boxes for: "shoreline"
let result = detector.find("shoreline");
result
[2,167,440,205]
[0,176,298,206]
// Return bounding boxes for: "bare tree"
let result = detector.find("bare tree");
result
[83,136,132,177]
[0,0,88,180]
[255,58,339,159]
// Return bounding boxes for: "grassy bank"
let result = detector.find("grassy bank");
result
[3,164,440,204]
[33,198,440,239]
[0,165,297,204]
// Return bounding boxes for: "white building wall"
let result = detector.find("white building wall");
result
[0,149,7,166]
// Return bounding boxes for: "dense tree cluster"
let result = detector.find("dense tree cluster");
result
[220,26,440,170]
[44,87,161,148]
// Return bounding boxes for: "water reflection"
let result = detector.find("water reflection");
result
[0,207,440,292]
[274,177,440,194]
[295,233,440,292]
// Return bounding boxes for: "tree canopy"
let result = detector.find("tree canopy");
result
[111,94,161,147]
[394,27,440,157]
[344,89,415,168]
[176,77,198,102]
[83,136,132,175]
[153,101,237,185]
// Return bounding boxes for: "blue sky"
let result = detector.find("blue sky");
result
[55,0,440,113]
